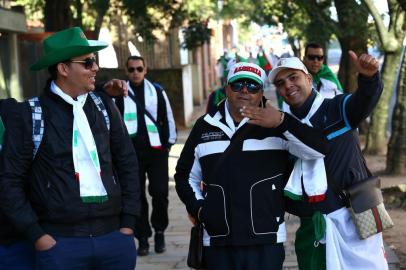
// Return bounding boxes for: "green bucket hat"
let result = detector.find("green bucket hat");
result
[30,27,108,71]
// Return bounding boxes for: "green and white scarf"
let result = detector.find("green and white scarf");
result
[124,79,162,148]
[283,92,327,203]
[51,82,108,203]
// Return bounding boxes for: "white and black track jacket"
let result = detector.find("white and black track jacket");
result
[175,100,329,246]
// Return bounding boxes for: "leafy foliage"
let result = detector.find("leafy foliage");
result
[13,0,44,21]
[122,0,186,41]
[181,19,211,50]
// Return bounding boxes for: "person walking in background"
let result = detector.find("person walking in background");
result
[112,55,177,256]
[218,51,230,86]
[175,62,329,270]
[0,27,140,270]
[257,46,273,75]
[243,52,387,269]
[206,58,237,115]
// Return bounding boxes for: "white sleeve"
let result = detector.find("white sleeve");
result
[162,90,177,144]
[188,149,204,200]
[282,130,325,160]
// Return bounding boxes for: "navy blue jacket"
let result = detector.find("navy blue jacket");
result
[285,72,383,216]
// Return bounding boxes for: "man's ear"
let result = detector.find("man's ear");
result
[306,73,313,85]
[57,63,69,78]
[224,84,231,98]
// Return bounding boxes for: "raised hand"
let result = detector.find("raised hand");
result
[348,50,379,78]
[103,79,128,97]
[240,100,284,128]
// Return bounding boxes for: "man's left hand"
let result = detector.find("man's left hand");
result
[103,79,128,97]
[240,100,284,128]
[119,227,134,235]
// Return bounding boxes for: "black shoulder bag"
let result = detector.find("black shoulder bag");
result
[187,124,253,269]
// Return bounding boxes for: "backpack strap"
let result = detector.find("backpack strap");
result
[28,97,44,159]
[89,91,110,131]
[28,93,110,159]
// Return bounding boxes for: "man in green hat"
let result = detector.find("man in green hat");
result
[0,27,140,270]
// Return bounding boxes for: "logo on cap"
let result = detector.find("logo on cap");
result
[233,66,262,76]
[277,59,286,67]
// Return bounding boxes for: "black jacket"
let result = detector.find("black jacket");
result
[285,72,383,217]
[175,100,329,246]
[0,89,140,243]
[0,98,23,245]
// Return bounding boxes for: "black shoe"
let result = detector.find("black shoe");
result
[154,231,166,253]
[137,237,149,256]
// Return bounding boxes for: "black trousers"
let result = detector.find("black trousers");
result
[134,148,169,239]
[204,243,285,270]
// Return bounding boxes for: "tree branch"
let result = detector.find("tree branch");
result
[363,0,390,47]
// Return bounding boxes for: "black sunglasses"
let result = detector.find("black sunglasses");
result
[229,81,262,94]
[306,54,324,61]
[70,57,97,69]
[127,66,144,73]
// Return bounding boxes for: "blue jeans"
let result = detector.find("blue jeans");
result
[35,230,136,270]
[0,240,35,270]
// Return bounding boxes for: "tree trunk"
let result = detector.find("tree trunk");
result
[74,0,83,29]
[337,37,368,93]
[288,36,300,58]
[386,47,406,174]
[365,49,403,154]
[44,0,73,31]
[335,0,369,93]
[93,0,110,39]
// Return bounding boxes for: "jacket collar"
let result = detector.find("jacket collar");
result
[204,98,251,139]
[290,89,317,120]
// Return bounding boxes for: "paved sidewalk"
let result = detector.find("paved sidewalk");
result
[136,123,400,270]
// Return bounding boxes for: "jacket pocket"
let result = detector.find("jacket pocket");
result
[200,184,229,237]
[250,174,284,235]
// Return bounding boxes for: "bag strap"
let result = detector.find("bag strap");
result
[89,92,110,131]
[28,97,44,159]
[29,93,110,159]
[325,156,373,205]
[127,90,160,128]
[325,170,348,203]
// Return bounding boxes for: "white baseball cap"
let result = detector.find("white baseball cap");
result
[268,57,309,83]
[227,62,267,86]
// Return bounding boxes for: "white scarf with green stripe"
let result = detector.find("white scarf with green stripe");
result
[124,79,162,148]
[283,92,327,203]
[51,82,108,203]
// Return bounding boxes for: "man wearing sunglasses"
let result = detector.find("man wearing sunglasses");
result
[242,52,387,270]
[175,62,330,270]
[0,27,140,270]
[303,43,342,98]
[108,55,176,256]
